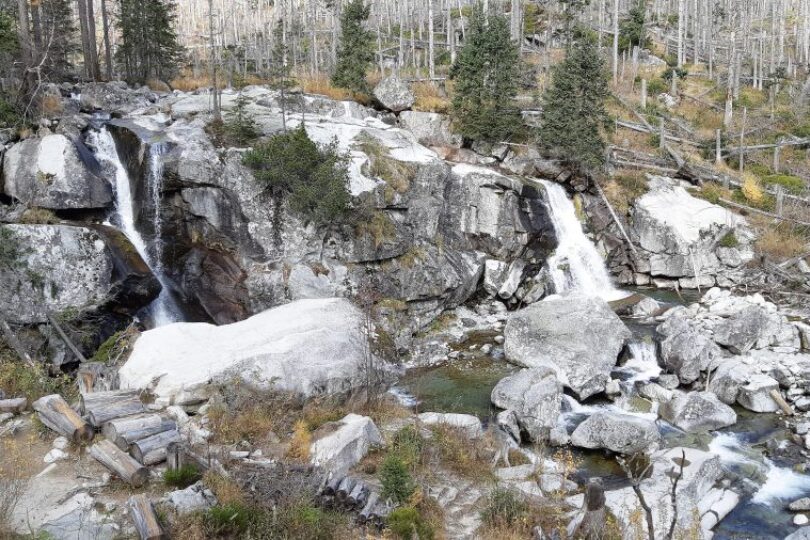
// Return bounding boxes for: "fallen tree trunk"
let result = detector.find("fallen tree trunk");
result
[130,429,182,465]
[90,439,149,487]
[33,394,94,443]
[0,317,36,367]
[102,414,174,450]
[0,397,27,413]
[128,494,166,540]
[166,441,211,473]
[81,390,146,428]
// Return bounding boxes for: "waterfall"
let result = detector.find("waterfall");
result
[87,128,181,327]
[540,180,624,301]
[618,341,662,384]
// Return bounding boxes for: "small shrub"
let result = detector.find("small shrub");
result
[355,133,416,194]
[380,454,416,504]
[205,503,252,535]
[741,173,764,205]
[222,94,259,146]
[756,226,808,259]
[0,349,75,401]
[164,464,202,488]
[718,231,739,248]
[387,506,435,540]
[646,78,667,95]
[480,487,529,528]
[762,174,805,194]
[243,125,352,224]
[412,82,450,113]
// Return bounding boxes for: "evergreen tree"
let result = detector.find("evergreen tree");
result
[331,0,374,94]
[116,0,184,83]
[619,1,648,53]
[536,33,609,173]
[38,0,79,79]
[449,4,521,143]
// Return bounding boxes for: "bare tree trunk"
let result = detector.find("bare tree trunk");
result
[612,0,619,83]
[208,0,221,121]
[86,0,100,80]
[101,0,113,80]
[17,0,32,67]
[428,0,435,78]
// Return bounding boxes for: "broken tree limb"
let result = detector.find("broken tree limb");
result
[129,429,182,465]
[718,198,810,227]
[770,389,794,415]
[128,494,166,540]
[90,439,150,487]
[46,313,88,363]
[33,394,94,443]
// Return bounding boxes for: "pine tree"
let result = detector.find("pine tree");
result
[536,33,609,173]
[331,0,374,94]
[619,1,648,53]
[449,4,521,143]
[38,0,79,79]
[117,0,184,83]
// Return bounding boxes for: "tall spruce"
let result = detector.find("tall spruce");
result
[536,33,609,172]
[117,0,183,83]
[38,0,78,79]
[449,4,521,143]
[331,0,374,94]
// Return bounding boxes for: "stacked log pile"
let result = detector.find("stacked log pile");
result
[320,474,393,528]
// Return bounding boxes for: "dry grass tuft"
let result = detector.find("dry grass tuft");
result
[299,74,354,101]
[203,472,245,506]
[756,224,808,260]
[412,82,451,113]
[0,434,39,535]
[39,94,63,116]
[285,420,313,461]
[355,133,417,194]
[741,173,765,205]
[601,171,649,215]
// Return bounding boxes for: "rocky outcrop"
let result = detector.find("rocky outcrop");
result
[417,412,484,438]
[2,134,113,210]
[373,76,415,112]
[503,296,631,399]
[309,414,383,475]
[399,110,462,148]
[78,81,156,115]
[119,298,379,400]
[490,367,562,441]
[0,224,157,325]
[626,176,754,288]
[660,391,737,432]
[570,411,660,454]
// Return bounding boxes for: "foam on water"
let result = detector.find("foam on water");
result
[539,180,627,301]
[617,341,661,383]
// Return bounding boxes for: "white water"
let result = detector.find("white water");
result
[617,341,662,384]
[87,128,181,327]
[709,432,810,506]
[540,180,625,301]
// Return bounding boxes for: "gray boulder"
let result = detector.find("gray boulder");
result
[570,411,660,454]
[660,391,737,433]
[165,482,217,514]
[3,134,113,209]
[504,296,632,399]
[713,305,793,354]
[736,374,780,413]
[707,359,756,404]
[399,110,462,147]
[309,414,383,475]
[418,412,483,438]
[491,367,562,441]
[0,224,157,325]
[373,76,415,112]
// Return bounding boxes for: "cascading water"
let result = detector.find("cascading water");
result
[540,180,625,301]
[617,341,661,384]
[87,128,181,327]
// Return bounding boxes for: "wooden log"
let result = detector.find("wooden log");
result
[129,430,182,465]
[81,390,146,428]
[0,397,27,413]
[128,494,165,540]
[103,415,175,451]
[348,482,368,508]
[32,394,94,443]
[770,389,794,416]
[46,313,88,363]
[77,362,117,394]
[0,317,36,367]
[324,475,343,496]
[166,441,183,471]
[336,476,356,503]
[358,492,380,524]
[90,439,149,487]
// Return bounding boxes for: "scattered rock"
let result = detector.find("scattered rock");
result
[165,481,217,514]
[736,374,780,413]
[797,515,810,526]
[373,76,415,112]
[790,498,810,512]
[491,367,562,441]
[309,414,383,475]
[570,411,660,454]
[418,412,483,438]
[660,391,737,433]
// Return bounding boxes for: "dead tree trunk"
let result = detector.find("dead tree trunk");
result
[33,394,94,443]
[90,439,150,487]
[128,494,166,540]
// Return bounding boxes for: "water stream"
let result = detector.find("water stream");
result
[87,128,182,327]
[540,180,626,302]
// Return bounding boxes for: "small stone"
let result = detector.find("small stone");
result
[658,374,680,390]
[605,379,622,398]
[797,423,810,436]
[790,498,810,512]
[0,412,12,424]
[494,335,505,344]
[480,344,493,355]
[795,514,809,526]
[44,448,68,464]
[52,436,69,450]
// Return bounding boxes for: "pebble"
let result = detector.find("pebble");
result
[795,514,809,526]
[480,344,493,355]
[44,448,69,464]
[52,436,69,450]
[494,335,505,344]
[790,498,810,511]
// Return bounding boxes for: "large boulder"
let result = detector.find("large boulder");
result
[628,176,753,287]
[399,110,462,148]
[491,367,562,441]
[713,304,796,354]
[373,76,415,112]
[119,298,377,400]
[417,412,483,438]
[570,411,660,454]
[503,296,632,399]
[657,308,722,384]
[309,414,382,475]
[0,224,157,325]
[2,134,113,209]
[660,391,737,433]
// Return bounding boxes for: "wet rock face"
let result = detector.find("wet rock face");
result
[0,224,156,325]
[503,295,632,399]
[2,134,113,210]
